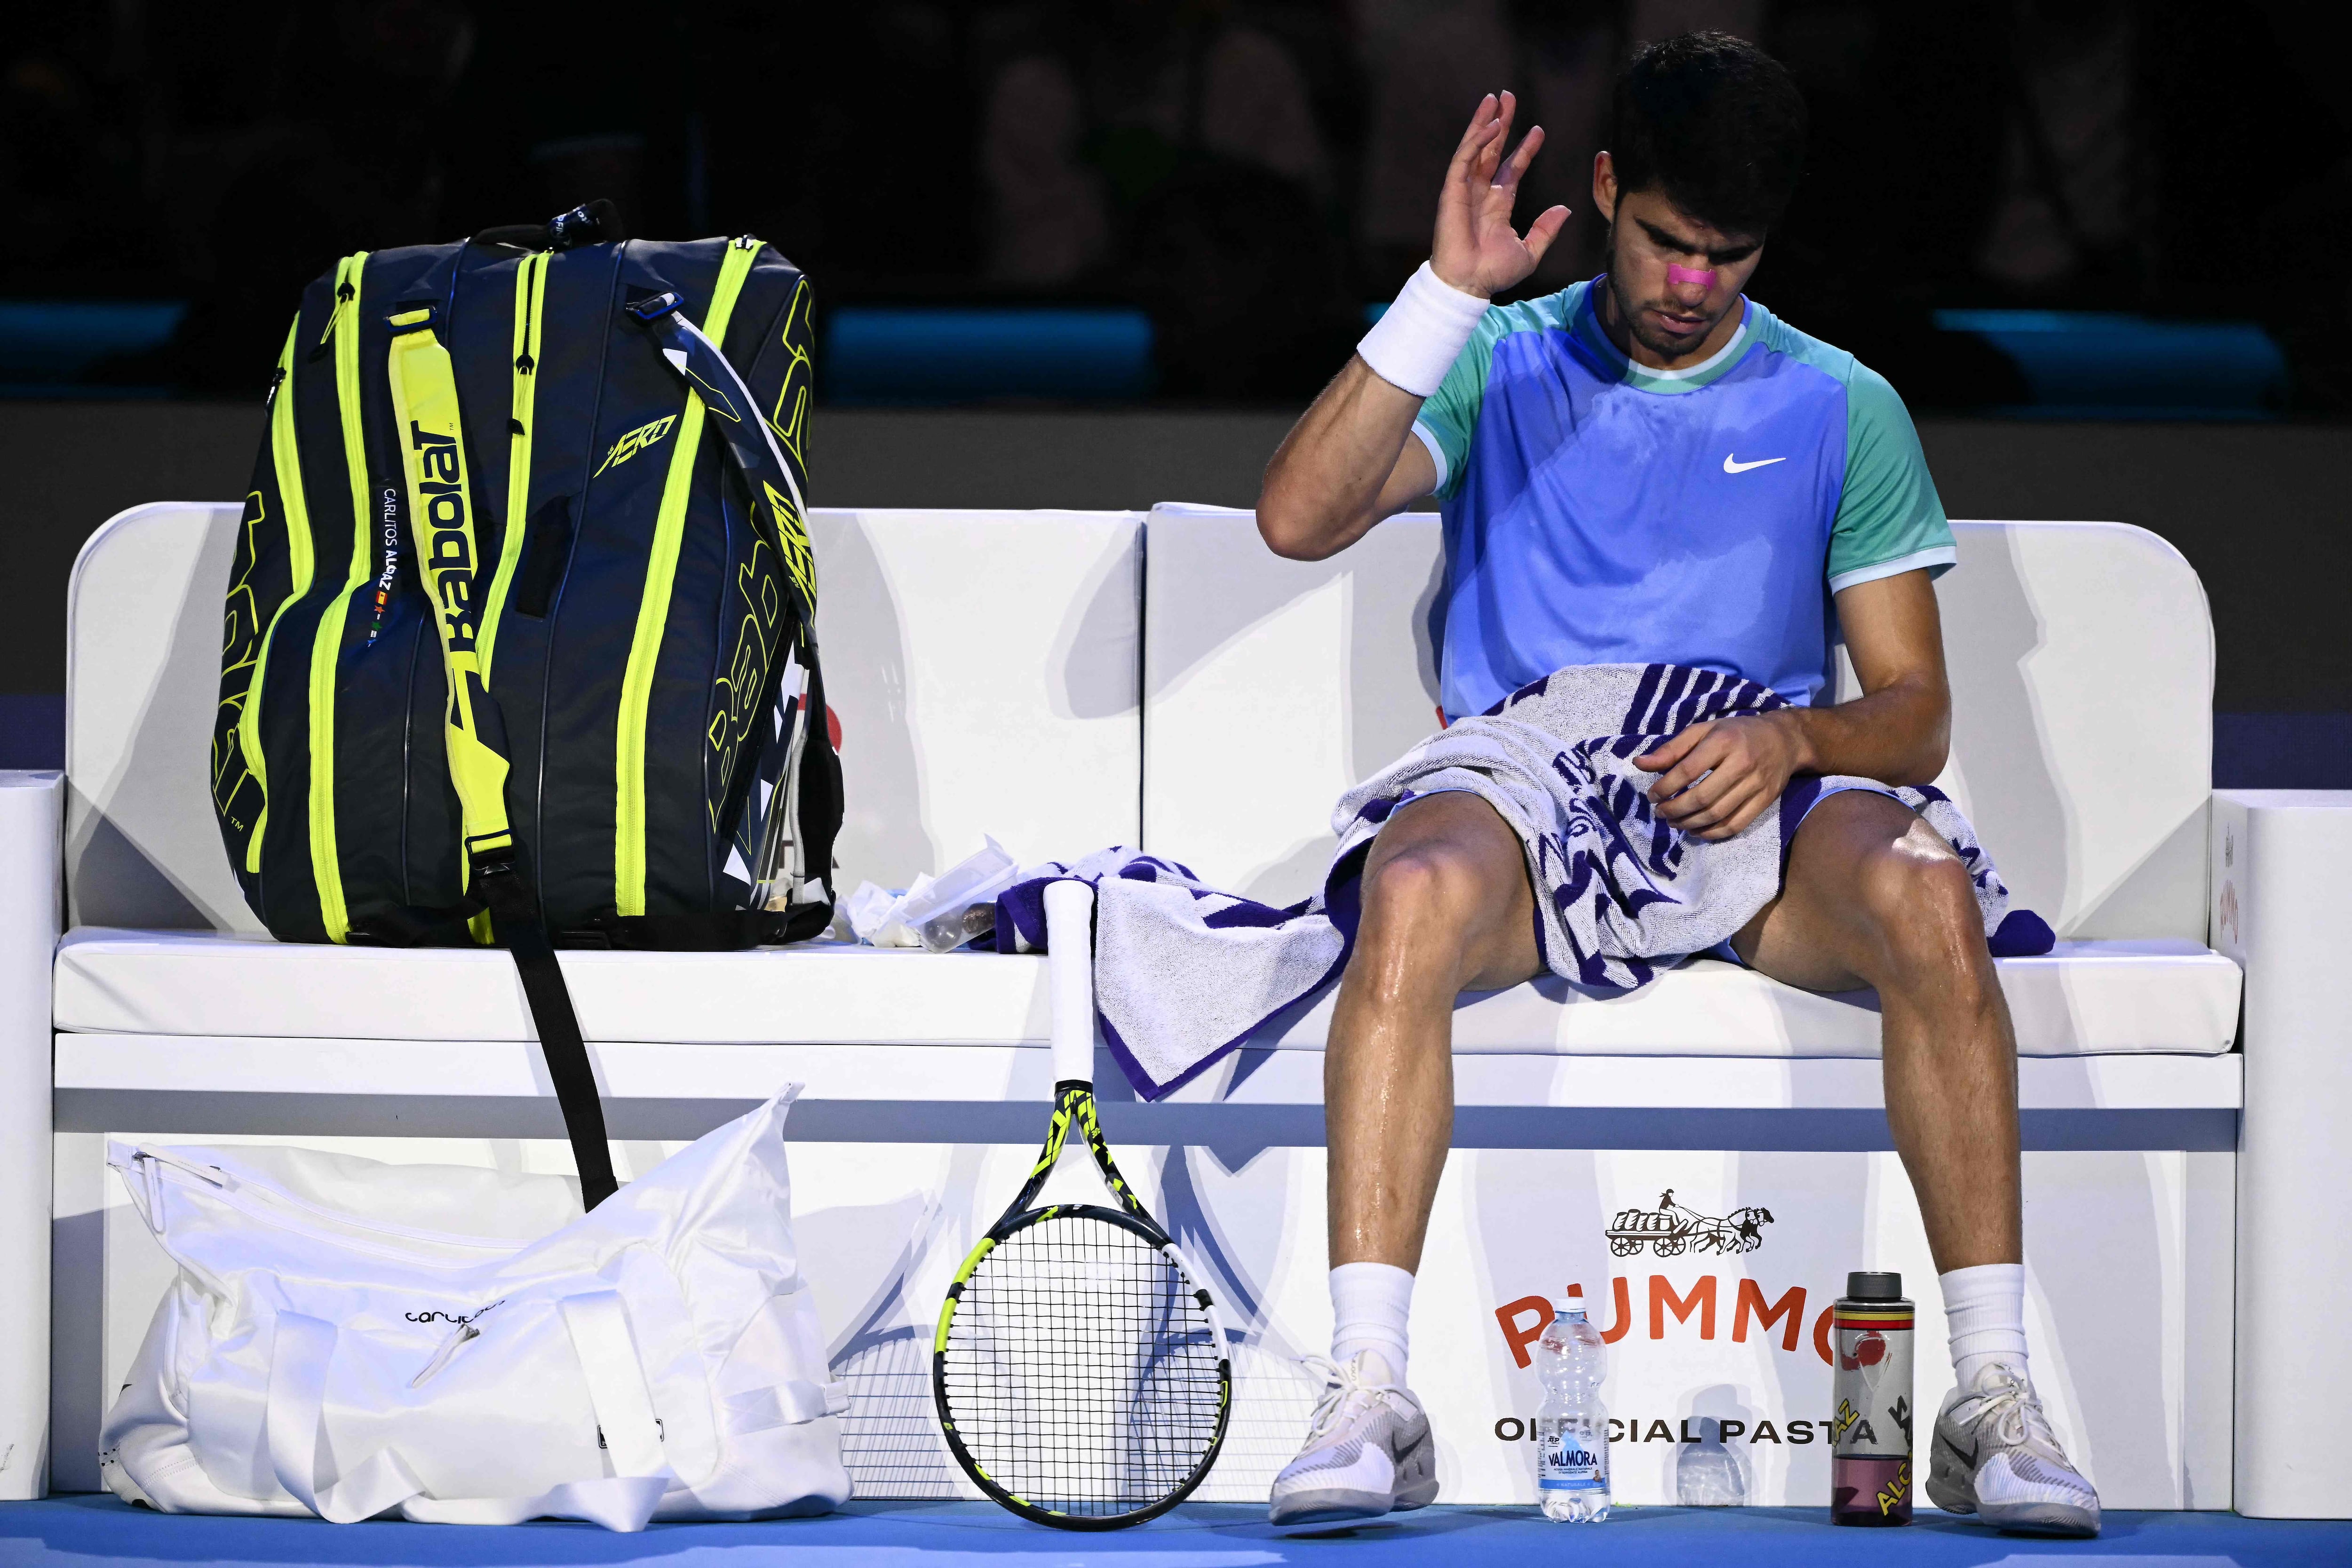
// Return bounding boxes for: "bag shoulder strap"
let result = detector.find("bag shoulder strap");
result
[383,297,619,1210]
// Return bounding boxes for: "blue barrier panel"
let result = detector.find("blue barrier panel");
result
[0,695,62,770]
[0,300,186,382]
[1932,309,2288,418]
[2214,712,2352,788]
[825,306,1155,404]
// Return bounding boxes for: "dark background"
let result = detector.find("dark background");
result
[8,0,2351,403]
[1,0,2345,777]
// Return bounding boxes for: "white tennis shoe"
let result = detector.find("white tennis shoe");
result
[1926,1361,2101,1536]
[1267,1351,1438,1527]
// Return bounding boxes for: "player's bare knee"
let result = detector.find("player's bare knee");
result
[1358,845,1483,952]
[1857,839,1989,994]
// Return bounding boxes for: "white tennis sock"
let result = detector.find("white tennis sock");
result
[1329,1261,1414,1384]
[1941,1262,2030,1390]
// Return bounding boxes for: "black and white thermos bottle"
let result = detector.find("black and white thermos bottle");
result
[1830,1271,1914,1525]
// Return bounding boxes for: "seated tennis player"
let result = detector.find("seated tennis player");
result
[1254,32,2099,1536]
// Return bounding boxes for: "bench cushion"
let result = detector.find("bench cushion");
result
[54,928,2238,1057]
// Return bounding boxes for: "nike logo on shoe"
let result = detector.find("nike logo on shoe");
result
[1723,454,1786,473]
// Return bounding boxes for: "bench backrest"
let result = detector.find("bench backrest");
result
[64,504,1143,932]
[65,502,2216,942]
[1142,507,2213,942]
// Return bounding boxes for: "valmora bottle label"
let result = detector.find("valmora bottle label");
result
[1540,1421,1603,1487]
[1830,1306,1914,1459]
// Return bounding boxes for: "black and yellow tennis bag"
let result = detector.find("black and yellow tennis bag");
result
[209,204,842,1202]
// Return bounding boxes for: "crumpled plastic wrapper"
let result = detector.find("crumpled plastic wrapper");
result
[842,876,931,947]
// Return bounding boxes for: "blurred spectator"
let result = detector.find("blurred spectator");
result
[1358,0,1623,293]
[1976,0,2148,301]
[0,0,2342,411]
[143,0,477,395]
[1627,0,1764,43]
[2145,0,2352,410]
[980,0,1355,398]
[0,50,107,277]
[699,2,980,294]
[980,0,1330,286]
[1758,2,2026,406]
[1357,1,1761,295]
[0,12,143,287]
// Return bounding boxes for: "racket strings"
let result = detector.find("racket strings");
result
[941,1214,1224,1518]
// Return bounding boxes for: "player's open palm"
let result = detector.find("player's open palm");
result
[1431,91,1571,299]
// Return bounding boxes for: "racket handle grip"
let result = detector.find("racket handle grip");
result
[1044,880,1097,1086]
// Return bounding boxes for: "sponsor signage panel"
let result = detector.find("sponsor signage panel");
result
[79,1136,2225,1508]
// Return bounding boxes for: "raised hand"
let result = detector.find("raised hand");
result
[1431,92,1572,300]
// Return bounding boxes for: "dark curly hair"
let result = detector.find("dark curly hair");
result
[1610,31,1808,238]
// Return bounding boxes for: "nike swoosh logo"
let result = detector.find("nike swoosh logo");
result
[1723,454,1786,473]
[1938,1423,1979,1468]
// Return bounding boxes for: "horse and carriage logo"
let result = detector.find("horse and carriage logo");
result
[1605,1188,1775,1258]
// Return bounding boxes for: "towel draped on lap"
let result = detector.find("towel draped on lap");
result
[995,662,2054,1101]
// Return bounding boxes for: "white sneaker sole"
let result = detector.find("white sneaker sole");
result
[1268,1433,1437,1527]
[1927,1427,2099,1537]
[1268,1489,1394,1527]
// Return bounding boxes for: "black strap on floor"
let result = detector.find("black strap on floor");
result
[477,859,618,1209]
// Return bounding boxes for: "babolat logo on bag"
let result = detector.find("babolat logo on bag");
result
[410,421,477,655]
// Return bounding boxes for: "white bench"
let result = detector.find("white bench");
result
[5,501,2347,1514]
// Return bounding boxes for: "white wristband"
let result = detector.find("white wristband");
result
[1357,262,1489,398]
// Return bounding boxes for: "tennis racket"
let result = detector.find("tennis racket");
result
[933,880,1232,1529]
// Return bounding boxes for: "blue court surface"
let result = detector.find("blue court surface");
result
[5,1496,2350,1568]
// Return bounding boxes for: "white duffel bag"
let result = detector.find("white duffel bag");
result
[100,1090,849,1530]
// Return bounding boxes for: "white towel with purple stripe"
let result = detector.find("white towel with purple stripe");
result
[994,662,2052,1100]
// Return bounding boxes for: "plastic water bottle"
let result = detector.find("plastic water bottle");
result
[1535,1284,1612,1522]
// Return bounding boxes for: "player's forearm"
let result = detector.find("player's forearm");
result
[1257,356,1424,561]
[1776,672,1951,787]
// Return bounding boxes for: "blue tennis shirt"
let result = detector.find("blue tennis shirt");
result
[1410,278,1955,721]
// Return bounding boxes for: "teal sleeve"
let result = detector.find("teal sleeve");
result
[1409,311,1503,501]
[1827,363,1956,592]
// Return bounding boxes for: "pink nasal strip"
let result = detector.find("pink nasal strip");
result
[1667,263,1717,288]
